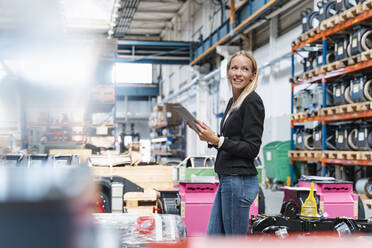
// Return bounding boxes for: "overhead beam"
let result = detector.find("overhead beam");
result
[191,0,287,65]
[134,9,179,14]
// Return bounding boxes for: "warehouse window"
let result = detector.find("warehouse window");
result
[112,63,152,84]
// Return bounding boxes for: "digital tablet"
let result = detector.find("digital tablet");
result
[171,105,199,133]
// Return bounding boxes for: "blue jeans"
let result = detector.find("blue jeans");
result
[206,175,258,235]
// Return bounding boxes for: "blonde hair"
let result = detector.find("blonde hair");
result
[226,51,258,111]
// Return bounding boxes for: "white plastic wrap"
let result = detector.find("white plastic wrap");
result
[92,213,186,247]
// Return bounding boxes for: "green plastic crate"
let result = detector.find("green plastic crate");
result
[263,141,282,181]
[173,166,217,182]
[263,141,300,184]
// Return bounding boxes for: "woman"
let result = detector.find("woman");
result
[193,51,265,235]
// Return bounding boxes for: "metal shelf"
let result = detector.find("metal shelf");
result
[322,158,372,166]
[291,116,322,124]
[291,107,372,123]
[290,157,322,162]
[322,109,372,122]
[292,8,372,51]
[290,4,372,180]
[292,58,372,85]
[292,75,322,86]
[291,157,372,166]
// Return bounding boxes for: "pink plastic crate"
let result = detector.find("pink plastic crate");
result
[179,182,258,237]
[297,180,358,219]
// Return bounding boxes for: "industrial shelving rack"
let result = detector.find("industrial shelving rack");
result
[150,122,185,163]
[149,104,185,163]
[289,2,372,183]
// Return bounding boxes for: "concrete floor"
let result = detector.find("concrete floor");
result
[262,187,372,219]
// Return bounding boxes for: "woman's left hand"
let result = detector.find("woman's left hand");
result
[194,121,219,145]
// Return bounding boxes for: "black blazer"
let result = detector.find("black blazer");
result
[214,91,265,176]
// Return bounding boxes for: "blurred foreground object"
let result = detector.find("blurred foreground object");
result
[148,233,372,248]
[0,166,96,248]
[93,213,186,247]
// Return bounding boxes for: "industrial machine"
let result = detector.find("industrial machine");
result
[348,75,370,102]
[334,123,359,151]
[335,36,350,61]
[301,8,314,33]
[309,83,333,110]
[280,176,364,220]
[332,80,350,105]
[349,25,372,56]
[251,175,370,236]
[294,89,312,113]
[92,213,186,246]
[250,214,372,236]
[312,124,337,150]
[300,1,338,34]
[302,51,317,72]
[294,126,315,150]
[302,8,321,32]
[335,0,365,13]
[318,0,337,21]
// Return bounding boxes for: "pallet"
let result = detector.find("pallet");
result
[323,150,339,159]
[346,54,361,66]
[336,151,359,160]
[320,15,339,31]
[364,199,372,209]
[320,61,339,73]
[324,151,372,160]
[299,26,320,42]
[309,109,320,118]
[290,112,307,120]
[125,206,155,214]
[124,191,157,208]
[320,54,361,73]
[291,73,304,83]
[346,4,365,19]
[317,3,370,35]
[288,150,322,159]
[303,68,320,80]
[309,26,321,37]
[320,102,371,116]
[291,109,320,120]
[320,106,338,116]
[360,49,372,62]
[359,193,372,206]
[348,102,371,112]
[91,165,174,191]
[299,30,311,42]
[363,0,372,11]
[357,151,372,160]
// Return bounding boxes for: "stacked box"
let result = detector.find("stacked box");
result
[164,103,183,126]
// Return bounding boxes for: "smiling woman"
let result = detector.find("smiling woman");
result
[190,50,265,236]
